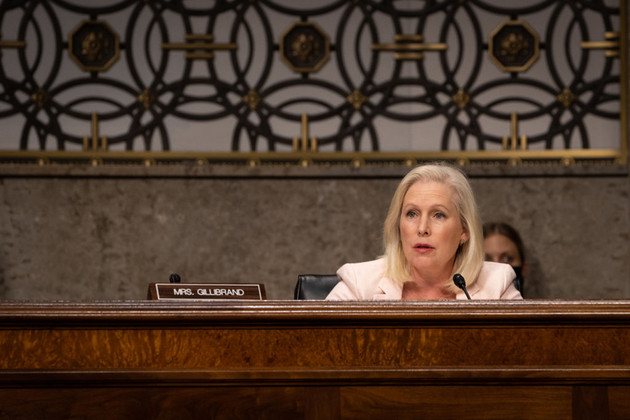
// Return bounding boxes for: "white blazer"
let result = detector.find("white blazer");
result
[326,258,522,300]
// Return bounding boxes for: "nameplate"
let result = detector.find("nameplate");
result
[148,283,266,301]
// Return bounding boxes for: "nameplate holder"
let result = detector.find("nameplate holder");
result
[148,283,266,301]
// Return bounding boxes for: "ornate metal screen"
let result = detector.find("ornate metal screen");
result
[0,0,625,167]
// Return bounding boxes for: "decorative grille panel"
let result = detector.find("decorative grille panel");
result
[0,0,625,165]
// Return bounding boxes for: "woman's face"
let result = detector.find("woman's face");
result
[399,180,468,279]
[484,233,522,267]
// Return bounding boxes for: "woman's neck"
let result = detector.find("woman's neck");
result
[401,280,456,300]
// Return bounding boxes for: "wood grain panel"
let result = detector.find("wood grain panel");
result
[2,326,630,369]
[0,387,309,420]
[340,385,572,420]
[1,300,630,419]
[608,386,630,420]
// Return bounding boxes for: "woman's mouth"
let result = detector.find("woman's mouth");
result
[414,243,434,253]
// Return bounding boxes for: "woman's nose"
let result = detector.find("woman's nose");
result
[417,218,430,236]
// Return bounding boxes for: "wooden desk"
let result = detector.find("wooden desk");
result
[1,300,629,419]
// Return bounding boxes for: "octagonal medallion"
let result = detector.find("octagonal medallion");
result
[280,22,330,73]
[68,20,120,72]
[489,20,539,72]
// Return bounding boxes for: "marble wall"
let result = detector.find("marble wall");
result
[1,2,628,302]
[473,172,630,299]
[1,166,628,301]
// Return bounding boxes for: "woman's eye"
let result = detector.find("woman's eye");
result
[406,210,416,218]
[435,212,445,219]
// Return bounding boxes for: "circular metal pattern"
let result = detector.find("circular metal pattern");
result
[280,22,330,73]
[489,21,540,72]
[0,0,622,155]
[68,20,120,72]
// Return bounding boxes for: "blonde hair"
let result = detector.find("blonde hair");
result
[382,163,484,293]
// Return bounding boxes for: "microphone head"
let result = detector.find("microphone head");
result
[169,273,181,283]
[452,273,466,290]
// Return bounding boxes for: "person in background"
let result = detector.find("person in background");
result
[483,222,527,295]
[326,163,522,301]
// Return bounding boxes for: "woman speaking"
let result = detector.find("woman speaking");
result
[326,163,522,301]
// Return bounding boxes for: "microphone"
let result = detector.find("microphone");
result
[453,273,471,300]
[169,273,181,283]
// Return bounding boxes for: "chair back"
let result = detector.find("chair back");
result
[294,274,340,300]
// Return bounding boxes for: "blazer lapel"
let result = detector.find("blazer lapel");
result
[373,277,403,300]
[456,282,480,300]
